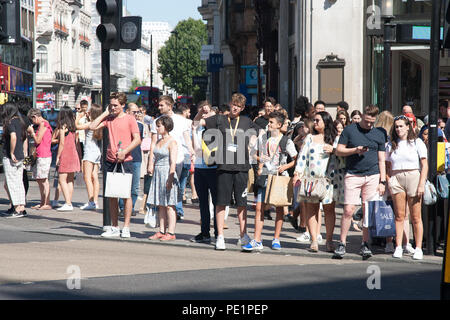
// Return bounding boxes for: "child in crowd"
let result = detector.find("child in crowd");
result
[148,116,180,241]
[53,106,80,211]
[243,111,298,251]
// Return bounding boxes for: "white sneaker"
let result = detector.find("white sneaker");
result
[80,202,97,210]
[237,233,251,247]
[393,246,403,258]
[404,243,415,255]
[57,203,73,212]
[385,242,395,253]
[296,232,311,243]
[215,235,226,250]
[101,226,120,238]
[317,234,323,244]
[413,247,423,260]
[102,226,111,232]
[121,227,131,238]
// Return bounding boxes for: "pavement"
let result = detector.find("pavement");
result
[0,168,444,266]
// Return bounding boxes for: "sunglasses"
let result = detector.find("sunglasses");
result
[394,115,409,122]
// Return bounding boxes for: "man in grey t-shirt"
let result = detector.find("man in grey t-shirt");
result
[335,105,387,259]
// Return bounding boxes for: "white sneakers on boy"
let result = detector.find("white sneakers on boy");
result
[101,226,120,238]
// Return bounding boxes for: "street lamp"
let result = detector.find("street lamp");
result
[183,47,189,96]
[381,0,395,112]
[171,30,178,94]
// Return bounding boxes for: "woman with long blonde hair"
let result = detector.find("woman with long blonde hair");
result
[76,103,103,210]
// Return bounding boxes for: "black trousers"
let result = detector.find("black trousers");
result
[194,168,218,237]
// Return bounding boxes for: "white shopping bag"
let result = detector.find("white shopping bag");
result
[144,205,157,228]
[104,163,133,199]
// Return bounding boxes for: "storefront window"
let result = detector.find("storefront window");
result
[393,0,431,22]
[400,54,422,114]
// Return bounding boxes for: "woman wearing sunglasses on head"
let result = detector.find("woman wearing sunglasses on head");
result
[385,115,428,260]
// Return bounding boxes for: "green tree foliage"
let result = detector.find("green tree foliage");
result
[128,78,147,93]
[158,19,207,96]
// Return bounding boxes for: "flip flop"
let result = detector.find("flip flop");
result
[31,205,42,210]
[39,205,52,210]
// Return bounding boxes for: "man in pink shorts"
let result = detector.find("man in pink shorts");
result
[335,105,387,259]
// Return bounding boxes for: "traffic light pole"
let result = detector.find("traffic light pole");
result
[428,0,441,257]
[101,45,111,227]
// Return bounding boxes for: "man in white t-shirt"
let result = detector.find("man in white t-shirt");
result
[148,95,195,220]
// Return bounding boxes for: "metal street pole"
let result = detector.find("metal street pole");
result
[184,48,189,96]
[171,30,178,95]
[101,45,111,227]
[150,34,153,92]
[427,0,441,257]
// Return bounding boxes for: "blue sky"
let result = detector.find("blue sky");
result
[124,0,203,30]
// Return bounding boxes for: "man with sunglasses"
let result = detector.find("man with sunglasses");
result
[335,105,387,259]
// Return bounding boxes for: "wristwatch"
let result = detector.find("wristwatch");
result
[380,181,386,185]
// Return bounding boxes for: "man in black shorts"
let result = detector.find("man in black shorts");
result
[194,93,259,250]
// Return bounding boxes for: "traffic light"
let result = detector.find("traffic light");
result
[444,0,450,48]
[96,0,122,50]
[0,0,21,45]
[120,16,142,50]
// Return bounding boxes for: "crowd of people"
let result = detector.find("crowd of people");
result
[1,92,448,261]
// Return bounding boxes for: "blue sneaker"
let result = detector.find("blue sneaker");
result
[271,238,281,250]
[242,239,264,252]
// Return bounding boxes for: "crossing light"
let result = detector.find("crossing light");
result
[443,0,450,48]
[0,0,21,45]
[120,16,142,50]
[96,0,122,50]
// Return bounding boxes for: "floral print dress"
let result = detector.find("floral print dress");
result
[295,134,344,204]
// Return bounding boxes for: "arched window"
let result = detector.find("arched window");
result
[36,45,48,73]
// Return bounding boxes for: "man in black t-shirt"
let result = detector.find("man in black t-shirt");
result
[193,93,259,251]
[335,105,387,259]
[254,97,276,131]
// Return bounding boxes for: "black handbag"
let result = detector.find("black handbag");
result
[255,174,268,189]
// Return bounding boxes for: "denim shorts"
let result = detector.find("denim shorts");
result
[256,180,267,203]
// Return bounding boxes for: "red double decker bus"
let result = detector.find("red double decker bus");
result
[0,38,33,104]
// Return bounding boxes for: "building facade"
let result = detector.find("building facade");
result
[142,21,172,93]
[35,0,93,109]
[0,0,35,104]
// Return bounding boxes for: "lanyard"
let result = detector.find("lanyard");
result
[228,116,240,140]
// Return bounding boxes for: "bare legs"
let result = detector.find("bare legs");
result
[58,173,74,205]
[158,205,176,234]
[35,178,51,209]
[82,161,99,204]
[392,192,423,249]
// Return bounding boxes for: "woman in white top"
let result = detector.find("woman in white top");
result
[386,115,428,260]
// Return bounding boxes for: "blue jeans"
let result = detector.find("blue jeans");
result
[119,161,141,211]
[176,164,191,217]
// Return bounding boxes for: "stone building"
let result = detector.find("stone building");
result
[35,0,93,109]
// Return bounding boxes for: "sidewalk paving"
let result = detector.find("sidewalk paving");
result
[0,171,443,266]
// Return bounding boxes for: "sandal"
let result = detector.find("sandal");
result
[39,205,52,210]
[309,240,319,252]
[149,232,165,240]
[31,204,42,210]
